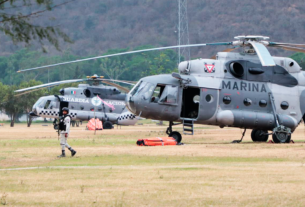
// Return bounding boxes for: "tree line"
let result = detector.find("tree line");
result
[0,46,180,127]
[0,80,45,127]
[0,46,179,86]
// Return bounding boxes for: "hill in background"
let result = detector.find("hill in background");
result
[1,0,305,59]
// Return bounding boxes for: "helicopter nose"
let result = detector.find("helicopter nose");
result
[30,107,39,117]
[29,112,39,117]
[29,111,39,117]
[125,94,137,114]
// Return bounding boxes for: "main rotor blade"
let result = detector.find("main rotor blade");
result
[17,42,232,73]
[14,88,46,97]
[118,80,137,84]
[248,42,276,66]
[102,80,130,93]
[270,45,305,53]
[15,79,85,93]
[101,79,135,86]
[269,42,305,48]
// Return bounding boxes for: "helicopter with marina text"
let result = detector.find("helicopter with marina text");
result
[17,35,305,143]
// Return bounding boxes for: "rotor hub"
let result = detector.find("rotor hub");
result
[234,35,270,41]
[233,35,270,47]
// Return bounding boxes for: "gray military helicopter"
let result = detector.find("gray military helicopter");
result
[15,74,138,129]
[18,35,305,143]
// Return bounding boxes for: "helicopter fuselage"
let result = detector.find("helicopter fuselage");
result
[126,52,305,132]
[32,84,137,126]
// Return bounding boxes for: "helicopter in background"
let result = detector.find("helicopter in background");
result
[18,35,305,143]
[15,74,138,129]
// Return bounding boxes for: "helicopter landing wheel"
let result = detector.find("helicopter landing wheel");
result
[169,131,182,144]
[103,121,113,129]
[272,133,291,143]
[251,129,269,142]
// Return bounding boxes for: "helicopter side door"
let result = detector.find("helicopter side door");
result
[198,88,219,122]
[180,87,200,119]
[180,87,219,121]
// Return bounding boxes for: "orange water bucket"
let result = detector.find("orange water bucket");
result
[137,137,177,146]
[87,118,103,130]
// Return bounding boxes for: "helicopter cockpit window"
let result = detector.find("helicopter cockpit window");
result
[44,100,51,109]
[33,98,44,108]
[151,85,165,103]
[141,83,155,100]
[135,82,148,95]
[48,101,57,109]
[159,85,178,104]
[130,81,143,96]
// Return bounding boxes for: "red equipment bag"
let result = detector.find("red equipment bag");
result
[136,137,177,146]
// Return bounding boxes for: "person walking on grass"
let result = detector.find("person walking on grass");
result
[58,107,76,158]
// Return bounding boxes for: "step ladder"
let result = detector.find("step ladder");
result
[183,119,194,135]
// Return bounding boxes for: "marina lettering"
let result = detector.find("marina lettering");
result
[222,81,267,93]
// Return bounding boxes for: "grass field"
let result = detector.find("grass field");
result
[1,121,305,206]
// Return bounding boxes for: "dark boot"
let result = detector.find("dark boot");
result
[69,148,77,157]
[71,150,77,157]
[57,150,65,158]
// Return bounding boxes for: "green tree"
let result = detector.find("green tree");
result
[2,85,22,127]
[0,80,50,127]
[0,82,7,106]
[0,0,72,51]
[98,46,178,81]
[0,45,179,86]
[100,58,129,80]
[18,80,47,127]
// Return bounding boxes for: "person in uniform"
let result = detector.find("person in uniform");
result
[58,107,76,158]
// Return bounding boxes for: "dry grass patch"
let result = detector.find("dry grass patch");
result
[1,123,305,206]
